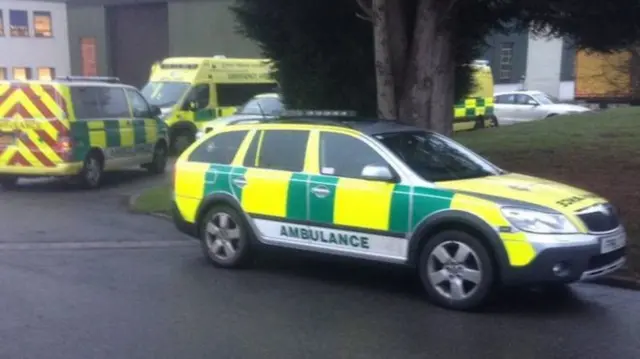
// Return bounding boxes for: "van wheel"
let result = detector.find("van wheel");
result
[0,176,18,189]
[171,129,195,155]
[199,205,252,269]
[80,153,103,189]
[473,116,485,130]
[418,230,495,311]
[488,115,499,127]
[145,142,168,174]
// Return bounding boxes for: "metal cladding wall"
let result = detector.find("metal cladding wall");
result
[67,0,262,86]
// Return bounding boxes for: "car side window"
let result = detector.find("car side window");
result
[101,87,130,118]
[494,94,514,104]
[126,88,151,118]
[246,130,309,172]
[515,94,535,105]
[319,132,388,178]
[188,130,248,164]
[182,84,210,110]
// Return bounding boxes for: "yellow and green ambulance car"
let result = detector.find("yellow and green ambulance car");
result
[141,56,276,153]
[0,77,169,189]
[171,111,626,311]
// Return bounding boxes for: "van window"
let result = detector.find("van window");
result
[71,86,130,120]
[216,83,278,107]
[182,84,210,110]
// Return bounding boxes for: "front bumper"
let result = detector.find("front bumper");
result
[502,228,627,285]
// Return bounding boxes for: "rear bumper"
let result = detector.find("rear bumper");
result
[0,162,83,176]
[172,200,198,238]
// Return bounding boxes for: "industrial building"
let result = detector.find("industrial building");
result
[0,0,71,80]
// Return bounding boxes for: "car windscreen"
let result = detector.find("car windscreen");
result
[237,97,283,115]
[141,81,190,108]
[374,131,503,182]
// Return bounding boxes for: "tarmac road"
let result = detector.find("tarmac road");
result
[0,169,639,359]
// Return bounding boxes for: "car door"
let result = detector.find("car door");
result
[304,130,409,261]
[125,88,156,163]
[94,86,135,168]
[181,83,214,124]
[514,94,545,121]
[238,128,311,243]
[493,94,517,121]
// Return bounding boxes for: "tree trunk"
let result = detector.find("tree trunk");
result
[397,0,455,135]
[372,0,397,119]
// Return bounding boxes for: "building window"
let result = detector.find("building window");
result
[37,67,55,80]
[9,10,29,37]
[33,11,52,37]
[13,67,32,80]
[499,42,514,81]
[0,68,7,80]
[0,10,5,36]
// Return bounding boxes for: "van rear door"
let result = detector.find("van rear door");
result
[0,81,71,169]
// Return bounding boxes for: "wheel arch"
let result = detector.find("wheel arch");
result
[408,210,510,280]
[195,192,255,239]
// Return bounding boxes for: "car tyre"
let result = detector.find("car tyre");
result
[418,230,495,311]
[0,176,18,189]
[145,142,168,174]
[199,205,252,269]
[171,129,195,155]
[79,152,103,189]
[488,115,499,127]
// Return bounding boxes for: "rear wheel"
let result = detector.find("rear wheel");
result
[487,115,499,127]
[0,176,18,189]
[418,230,495,311]
[199,205,252,269]
[79,153,103,189]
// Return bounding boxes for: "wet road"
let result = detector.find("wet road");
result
[1,170,639,359]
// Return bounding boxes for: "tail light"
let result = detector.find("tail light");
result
[54,135,73,161]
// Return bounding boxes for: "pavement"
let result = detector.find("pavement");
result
[1,169,640,359]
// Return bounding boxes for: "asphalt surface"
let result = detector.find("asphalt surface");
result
[1,168,639,359]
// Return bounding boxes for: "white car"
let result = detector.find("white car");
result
[494,90,591,122]
[196,93,283,139]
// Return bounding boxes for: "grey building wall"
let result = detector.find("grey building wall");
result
[168,0,261,57]
[483,30,529,84]
[67,0,262,79]
[0,0,71,79]
[66,5,109,76]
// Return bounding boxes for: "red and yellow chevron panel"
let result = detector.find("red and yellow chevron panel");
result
[0,82,71,168]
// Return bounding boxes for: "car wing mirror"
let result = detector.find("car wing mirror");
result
[360,164,396,182]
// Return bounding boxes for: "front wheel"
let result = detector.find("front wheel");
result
[418,230,495,311]
[487,115,499,128]
[145,142,168,174]
[79,153,103,189]
[199,205,252,269]
[170,128,195,155]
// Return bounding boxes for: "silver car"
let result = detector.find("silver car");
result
[494,90,591,123]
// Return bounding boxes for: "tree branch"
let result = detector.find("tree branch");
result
[355,0,373,21]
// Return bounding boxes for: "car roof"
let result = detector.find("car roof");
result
[249,116,425,136]
[494,90,543,96]
[253,92,280,99]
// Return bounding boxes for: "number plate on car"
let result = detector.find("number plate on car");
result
[600,232,626,254]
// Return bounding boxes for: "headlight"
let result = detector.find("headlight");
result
[501,207,578,234]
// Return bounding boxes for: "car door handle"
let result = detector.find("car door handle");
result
[232,177,247,188]
[310,185,330,198]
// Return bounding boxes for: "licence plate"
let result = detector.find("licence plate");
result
[0,133,14,146]
[600,232,626,254]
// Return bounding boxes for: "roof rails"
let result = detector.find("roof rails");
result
[280,109,357,117]
[55,76,121,83]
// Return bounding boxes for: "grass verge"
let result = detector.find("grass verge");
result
[130,184,172,215]
[455,107,640,279]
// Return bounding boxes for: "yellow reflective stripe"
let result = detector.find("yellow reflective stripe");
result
[174,161,210,222]
[87,121,107,148]
[333,178,394,231]
[449,193,535,266]
[241,168,291,217]
[118,119,134,147]
[303,130,319,173]
[231,129,256,166]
